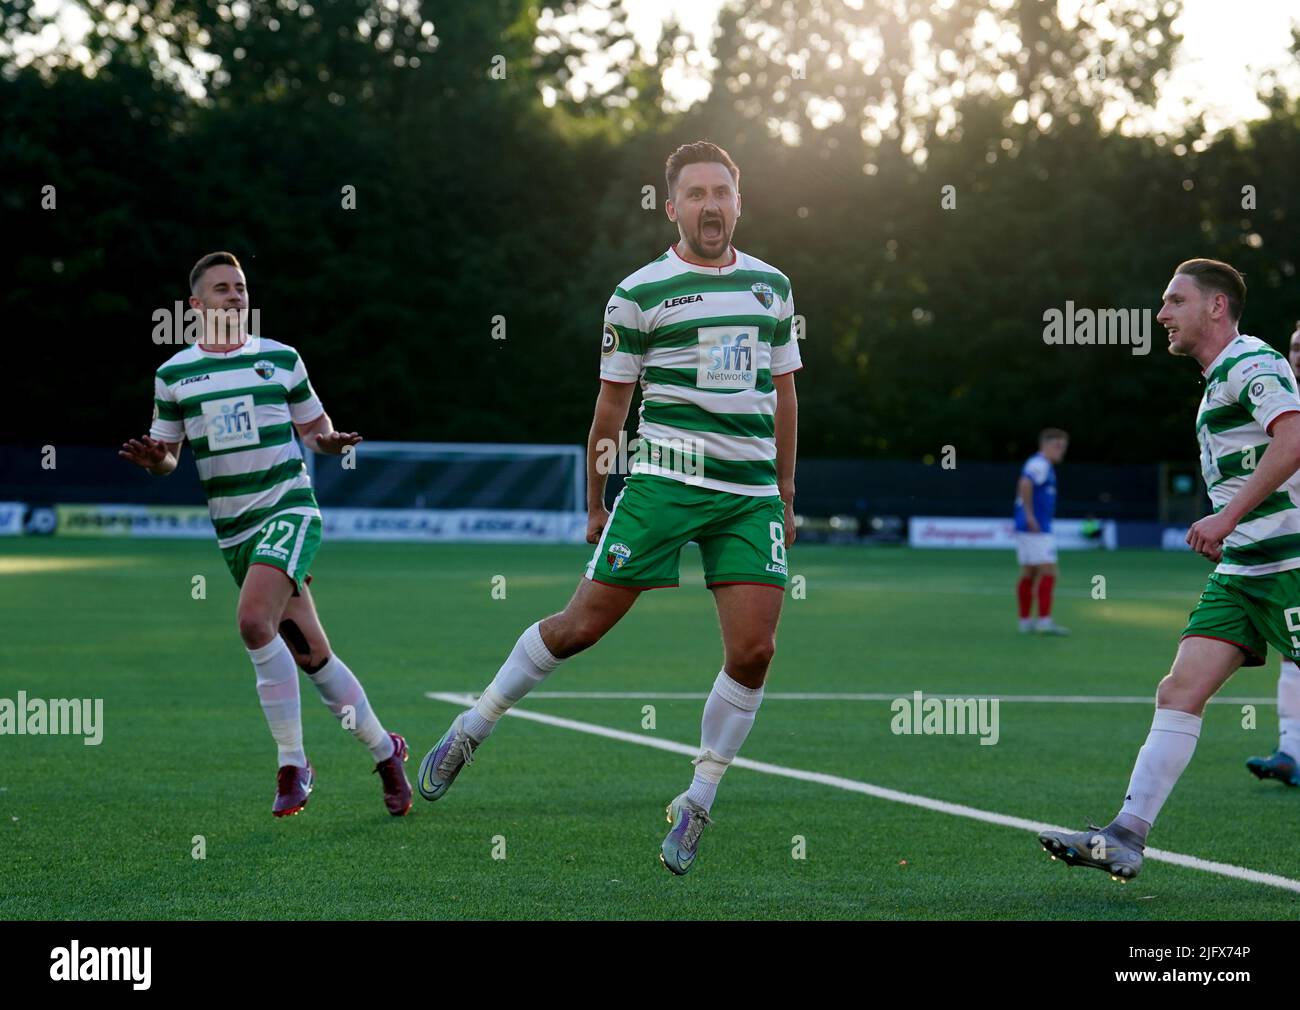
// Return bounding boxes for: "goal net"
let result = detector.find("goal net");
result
[306,441,586,543]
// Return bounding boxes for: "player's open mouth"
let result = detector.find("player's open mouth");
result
[701,217,723,241]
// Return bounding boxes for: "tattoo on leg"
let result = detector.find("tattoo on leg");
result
[303,654,331,675]
[278,619,310,658]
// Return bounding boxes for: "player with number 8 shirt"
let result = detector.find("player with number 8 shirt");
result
[416,141,802,875]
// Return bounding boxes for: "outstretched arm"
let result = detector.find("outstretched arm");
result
[294,412,362,454]
[119,435,182,476]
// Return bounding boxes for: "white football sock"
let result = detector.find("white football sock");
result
[686,670,764,813]
[464,622,561,742]
[1118,708,1202,827]
[248,638,306,769]
[307,654,394,761]
[1279,659,1300,757]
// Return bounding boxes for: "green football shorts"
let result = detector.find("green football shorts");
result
[1180,569,1300,667]
[585,474,789,590]
[221,511,321,593]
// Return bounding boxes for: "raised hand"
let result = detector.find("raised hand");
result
[314,431,363,454]
[119,435,169,470]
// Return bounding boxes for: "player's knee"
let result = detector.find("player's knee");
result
[731,636,776,678]
[539,603,608,657]
[238,613,277,649]
[1156,668,1206,712]
[557,615,608,656]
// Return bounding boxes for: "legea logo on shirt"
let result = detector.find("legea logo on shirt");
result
[201,395,260,450]
[697,326,757,390]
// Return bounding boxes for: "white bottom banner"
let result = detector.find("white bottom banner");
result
[40,504,587,543]
[321,508,587,543]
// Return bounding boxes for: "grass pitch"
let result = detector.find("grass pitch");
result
[1,538,1296,919]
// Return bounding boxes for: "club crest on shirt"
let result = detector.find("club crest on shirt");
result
[751,281,775,309]
[253,360,276,380]
[606,542,631,571]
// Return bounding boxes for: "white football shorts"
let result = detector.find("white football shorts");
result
[1015,531,1057,566]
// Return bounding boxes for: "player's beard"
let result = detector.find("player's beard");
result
[683,214,733,262]
[1164,319,1203,358]
[205,307,247,347]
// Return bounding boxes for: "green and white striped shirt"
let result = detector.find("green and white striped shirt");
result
[149,335,323,548]
[600,245,801,496]
[1197,334,1300,576]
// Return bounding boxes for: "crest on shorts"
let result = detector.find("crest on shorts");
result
[750,281,775,309]
[253,359,276,380]
[606,542,631,571]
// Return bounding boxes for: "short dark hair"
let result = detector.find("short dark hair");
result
[665,141,739,202]
[190,251,242,293]
[1039,428,1069,444]
[1175,258,1246,323]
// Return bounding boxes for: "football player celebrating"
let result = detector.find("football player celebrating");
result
[120,252,412,818]
[1041,259,1300,880]
[417,141,801,875]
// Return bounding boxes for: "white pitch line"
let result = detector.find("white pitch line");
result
[426,691,1300,895]
[430,690,1275,705]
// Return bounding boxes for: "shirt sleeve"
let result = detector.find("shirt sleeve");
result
[286,352,326,424]
[769,282,802,376]
[149,374,185,443]
[1235,357,1300,433]
[1022,456,1051,485]
[599,287,646,383]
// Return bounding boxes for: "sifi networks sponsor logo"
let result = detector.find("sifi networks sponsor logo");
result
[50,941,151,989]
